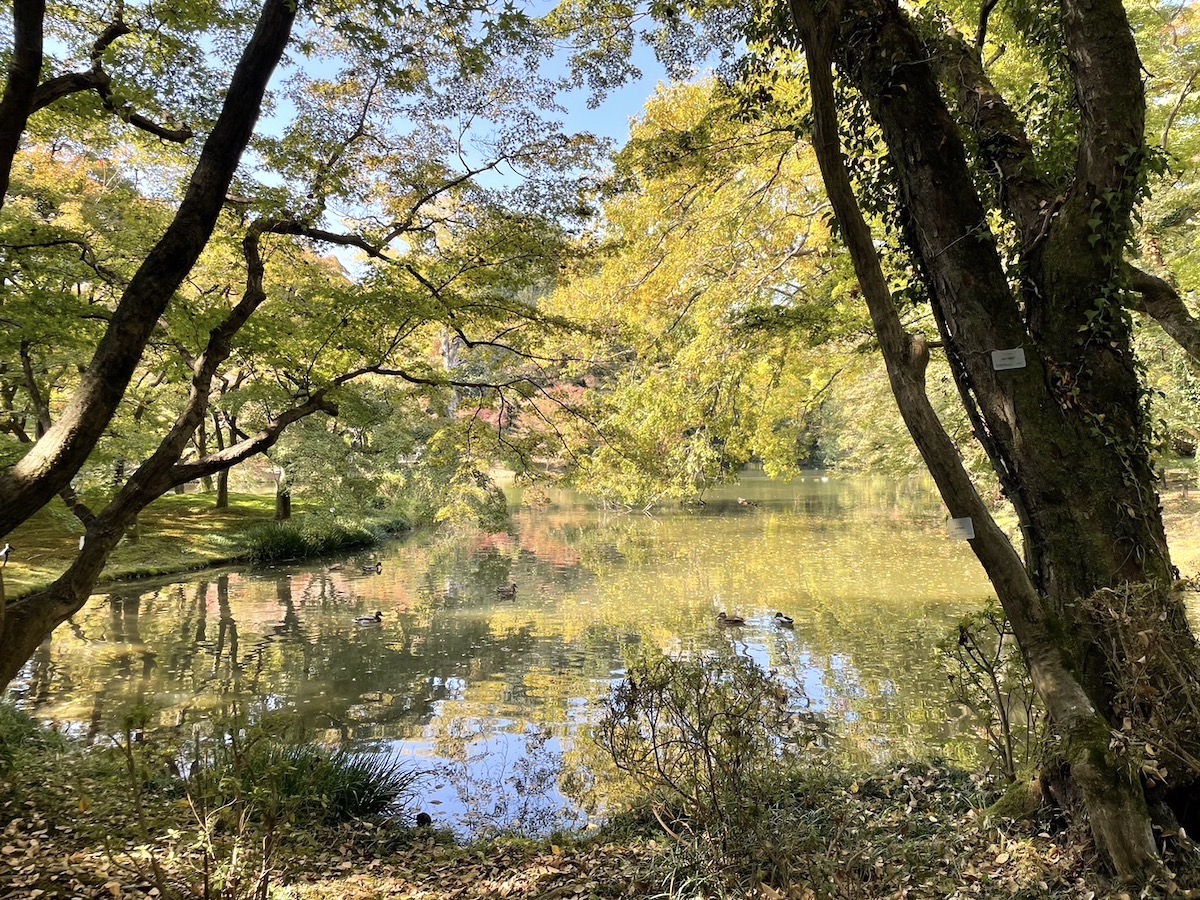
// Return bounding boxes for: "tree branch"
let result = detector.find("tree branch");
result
[166,393,338,485]
[1127,264,1200,361]
[934,30,1054,245]
[28,17,193,143]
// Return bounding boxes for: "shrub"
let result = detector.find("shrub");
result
[939,602,1047,783]
[595,650,821,875]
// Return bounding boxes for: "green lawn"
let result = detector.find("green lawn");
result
[2,491,296,598]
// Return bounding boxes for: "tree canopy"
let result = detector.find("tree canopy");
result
[7,0,1200,881]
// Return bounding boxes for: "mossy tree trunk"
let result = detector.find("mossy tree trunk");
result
[786,0,1200,878]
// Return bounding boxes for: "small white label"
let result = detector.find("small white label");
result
[948,517,975,540]
[991,348,1027,371]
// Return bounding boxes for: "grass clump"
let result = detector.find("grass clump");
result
[0,702,63,773]
[243,519,383,562]
[203,740,426,825]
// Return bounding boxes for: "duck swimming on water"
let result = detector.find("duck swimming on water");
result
[354,610,383,626]
[718,611,745,626]
[774,612,794,627]
[361,562,383,574]
[496,583,517,599]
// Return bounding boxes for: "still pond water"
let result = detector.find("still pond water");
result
[10,474,996,834]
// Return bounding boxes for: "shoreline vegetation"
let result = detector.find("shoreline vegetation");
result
[3,700,1199,899]
[3,478,1200,897]
[0,491,415,601]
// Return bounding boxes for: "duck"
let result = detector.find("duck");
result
[495,583,517,599]
[361,562,383,574]
[718,611,745,626]
[774,612,794,627]
[354,610,383,626]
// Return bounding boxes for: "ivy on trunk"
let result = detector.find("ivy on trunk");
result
[781,0,1200,879]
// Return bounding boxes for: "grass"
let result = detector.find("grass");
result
[1,491,410,599]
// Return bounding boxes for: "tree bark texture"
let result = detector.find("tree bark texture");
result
[787,0,1200,878]
[0,0,45,210]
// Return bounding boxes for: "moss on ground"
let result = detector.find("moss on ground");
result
[1,491,410,600]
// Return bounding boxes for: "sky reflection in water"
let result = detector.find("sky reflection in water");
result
[10,473,996,835]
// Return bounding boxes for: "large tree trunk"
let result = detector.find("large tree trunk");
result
[0,0,296,539]
[787,0,1200,878]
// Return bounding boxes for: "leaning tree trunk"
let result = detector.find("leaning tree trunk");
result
[0,0,296,539]
[786,0,1200,878]
[0,218,339,691]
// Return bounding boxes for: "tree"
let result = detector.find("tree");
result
[545,80,879,505]
[554,0,1200,878]
[0,0,601,687]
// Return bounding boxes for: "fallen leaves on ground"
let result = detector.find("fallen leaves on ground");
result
[4,756,1199,899]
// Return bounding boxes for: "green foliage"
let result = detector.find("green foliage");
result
[547,80,872,504]
[596,649,822,875]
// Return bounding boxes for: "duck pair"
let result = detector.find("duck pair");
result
[717,611,794,627]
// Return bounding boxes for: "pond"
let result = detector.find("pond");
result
[7,473,996,835]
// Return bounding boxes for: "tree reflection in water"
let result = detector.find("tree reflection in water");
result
[5,475,995,834]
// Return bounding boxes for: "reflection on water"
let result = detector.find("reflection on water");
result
[7,473,995,833]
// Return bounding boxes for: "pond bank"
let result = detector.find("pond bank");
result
[2,712,1196,900]
[0,491,412,600]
